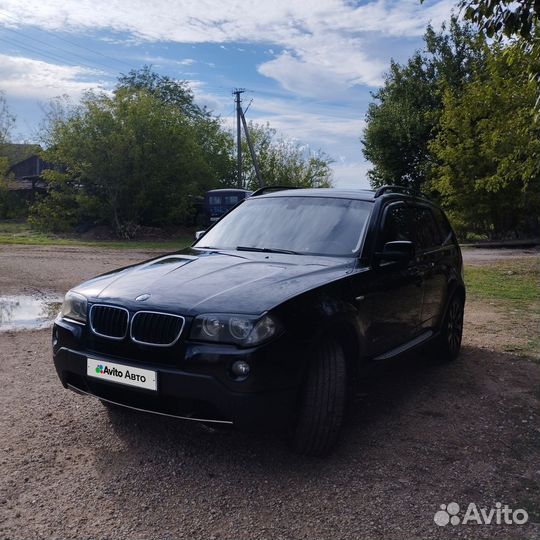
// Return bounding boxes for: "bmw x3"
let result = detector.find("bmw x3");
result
[53,186,465,455]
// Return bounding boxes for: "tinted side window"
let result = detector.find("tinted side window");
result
[413,207,441,250]
[432,207,454,245]
[209,196,222,205]
[224,195,239,205]
[380,205,414,245]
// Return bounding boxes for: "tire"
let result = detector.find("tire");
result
[437,294,464,361]
[289,337,347,456]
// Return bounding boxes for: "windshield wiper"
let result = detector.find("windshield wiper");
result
[236,246,299,255]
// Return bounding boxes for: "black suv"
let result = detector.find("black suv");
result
[53,186,465,456]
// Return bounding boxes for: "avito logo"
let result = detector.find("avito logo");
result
[95,363,147,384]
[434,502,529,527]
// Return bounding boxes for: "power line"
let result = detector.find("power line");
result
[0,25,123,72]
[0,35,105,73]
[35,30,133,70]
[0,10,133,70]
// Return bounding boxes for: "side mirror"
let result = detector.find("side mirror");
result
[195,230,206,241]
[376,241,415,263]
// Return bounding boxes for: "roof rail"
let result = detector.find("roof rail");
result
[373,185,430,200]
[250,185,299,197]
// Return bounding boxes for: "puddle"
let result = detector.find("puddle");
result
[0,295,63,332]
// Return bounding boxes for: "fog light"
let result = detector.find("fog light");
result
[231,360,250,378]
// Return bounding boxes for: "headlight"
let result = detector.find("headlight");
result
[190,313,281,346]
[60,291,87,324]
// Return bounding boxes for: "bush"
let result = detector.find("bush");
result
[465,232,489,243]
[28,187,80,233]
[0,180,30,220]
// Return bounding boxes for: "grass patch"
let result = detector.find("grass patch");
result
[464,257,539,359]
[465,258,539,308]
[0,221,192,250]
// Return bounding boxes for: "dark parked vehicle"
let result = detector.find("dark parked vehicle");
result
[204,188,252,225]
[53,186,465,455]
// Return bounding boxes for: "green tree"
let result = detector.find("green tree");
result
[117,66,203,118]
[461,0,540,111]
[458,0,539,39]
[34,68,334,234]
[0,92,18,219]
[362,18,486,191]
[0,90,15,145]
[429,44,540,238]
[239,122,333,190]
[32,88,215,234]
[117,66,236,186]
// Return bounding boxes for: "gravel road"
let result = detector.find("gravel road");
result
[0,245,539,540]
[462,247,540,265]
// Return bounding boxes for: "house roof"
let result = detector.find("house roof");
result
[0,143,42,166]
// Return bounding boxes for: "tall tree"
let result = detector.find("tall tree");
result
[32,88,215,234]
[0,90,15,145]
[458,0,539,39]
[458,0,540,103]
[362,18,486,191]
[429,44,540,238]
[33,68,334,234]
[238,122,333,190]
[0,91,18,218]
[117,66,236,186]
[117,66,201,118]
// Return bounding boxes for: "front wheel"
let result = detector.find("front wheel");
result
[437,294,464,361]
[289,337,347,456]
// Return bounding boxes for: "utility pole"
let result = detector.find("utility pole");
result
[233,89,244,188]
[240,109,264,188]
[233,88,264,189]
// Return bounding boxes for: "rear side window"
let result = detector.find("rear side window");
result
[380,204,414,245]
[412,207,441,250]
[432,207,454,245]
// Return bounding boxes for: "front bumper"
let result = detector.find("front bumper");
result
[52,321,304,430]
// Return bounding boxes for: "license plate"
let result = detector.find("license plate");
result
[87,358,157,391]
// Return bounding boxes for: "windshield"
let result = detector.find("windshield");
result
[194,196,372,257]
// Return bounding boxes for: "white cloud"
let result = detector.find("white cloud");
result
[0,0,455,97]
[216,94,370,186]
[331,161,371,189]
[186,80,229,112]
[127,54,196,68]
[0,1,455,180]
[219,94,365,160]
[0,53,105,99]
[258,48,385,97]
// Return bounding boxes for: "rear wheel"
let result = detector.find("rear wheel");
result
[289,337,347,456]
[437,294,464,361]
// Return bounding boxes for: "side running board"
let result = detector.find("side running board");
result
[374,330,434,361]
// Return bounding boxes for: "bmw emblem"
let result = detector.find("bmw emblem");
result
[135,293,151,302]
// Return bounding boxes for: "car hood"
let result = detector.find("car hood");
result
[74,248,356,315]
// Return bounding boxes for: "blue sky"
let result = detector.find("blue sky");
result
[0,0,455,188]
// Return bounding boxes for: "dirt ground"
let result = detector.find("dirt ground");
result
[0,244,539,540]
[463,248,540,359]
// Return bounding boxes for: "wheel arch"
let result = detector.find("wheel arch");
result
[438,278,466,332]
[448,278,466,306]
[318,319,364,392]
